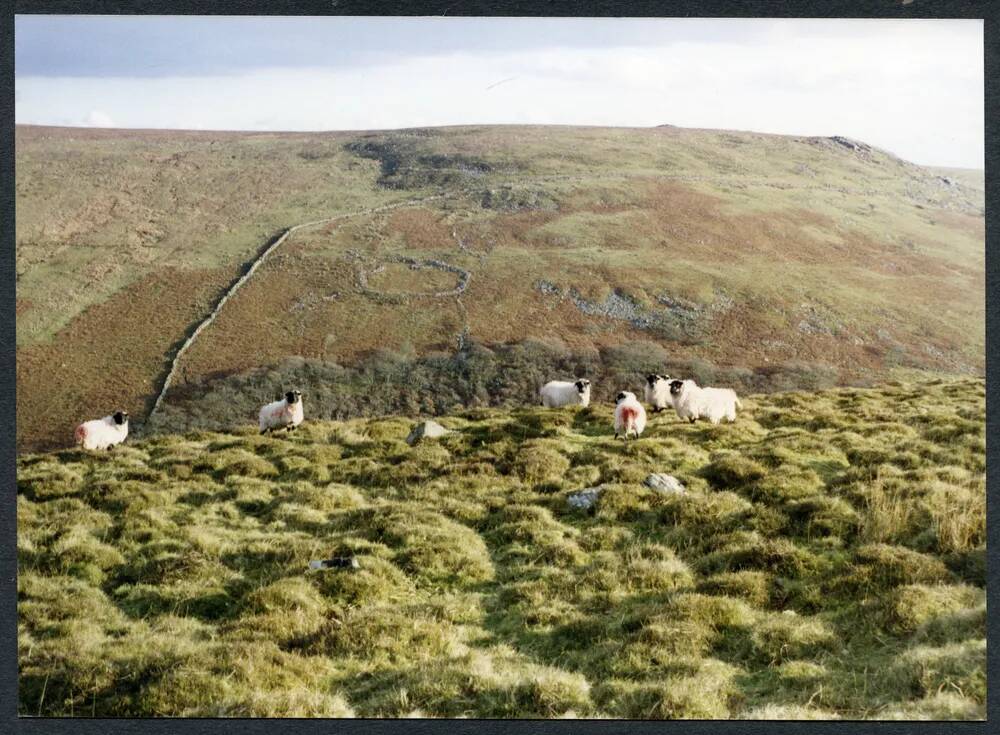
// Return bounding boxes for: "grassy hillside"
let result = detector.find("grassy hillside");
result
[15,124,984,453]
[17,379,985,718]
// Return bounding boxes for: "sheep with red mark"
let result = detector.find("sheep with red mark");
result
[74,411,129,451]
[614,391,647,440]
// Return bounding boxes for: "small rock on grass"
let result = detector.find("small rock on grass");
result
[309,556,360,570]
[644,473,686,495]
[567,487,603,510]
[406,420,451,445]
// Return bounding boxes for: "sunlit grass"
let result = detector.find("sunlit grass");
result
[17,378,985,718]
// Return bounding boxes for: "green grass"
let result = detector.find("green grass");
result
[17,378,985,718]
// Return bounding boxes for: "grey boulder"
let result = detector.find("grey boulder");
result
[406,420,452,445]
[644,473,686,495]
[567,486,603,510]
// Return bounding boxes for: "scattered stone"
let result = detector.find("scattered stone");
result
[798,319,834,336]
[643,474,686,495]
[480,186,557,212]
[923,344,946,360]
[536,282,729,341]
[309,556,360,570]
[536,279,562,297]
[567,486,603,510]
[829,135,873,155]
[406,420,452,445]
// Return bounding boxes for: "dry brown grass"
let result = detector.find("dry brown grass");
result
[16,124,984,453]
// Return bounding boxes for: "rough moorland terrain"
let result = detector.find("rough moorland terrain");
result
[15,125,984,452]
[17,379,985,718]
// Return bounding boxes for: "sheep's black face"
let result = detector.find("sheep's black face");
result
[615,391,627,403]
[669,380,684,396]
[113,411,128,425]
[575,380,590,393]
[286,390,302,404]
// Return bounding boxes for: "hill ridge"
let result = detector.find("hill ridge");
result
[16,124,984,452]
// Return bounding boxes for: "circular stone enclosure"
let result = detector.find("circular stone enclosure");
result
[357,256,471,299]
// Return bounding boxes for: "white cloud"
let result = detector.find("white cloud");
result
[84,109,115,127]
[14,20,984,168]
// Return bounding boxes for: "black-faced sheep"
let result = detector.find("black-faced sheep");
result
[669,379,741,424]
[540,379,591,408]
[644,373,673,412]
[74,410,129,450]
[259,390,304,434]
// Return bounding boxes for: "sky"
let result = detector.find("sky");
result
[14,16,985,168]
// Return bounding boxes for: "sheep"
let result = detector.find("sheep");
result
[74,410,129,451]
[614,391,647,440]
[259,390,304,434]
[540,379,591,408]
[644,373,674,413]
[669,379,742,425]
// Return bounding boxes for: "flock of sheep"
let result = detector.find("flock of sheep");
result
[72,390,306,451]
[72,376,741,452]
[540,374,743,441]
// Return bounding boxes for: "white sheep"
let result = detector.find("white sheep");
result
[74,410,129,450]
[259,390,304,434]
[669,379,742,425]
[643,373,674,413]
[614,390,647,440]
[540,379,591,408]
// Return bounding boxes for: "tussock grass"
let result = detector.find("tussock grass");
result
[17,379,985,718]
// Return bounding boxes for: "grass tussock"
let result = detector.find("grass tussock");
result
[17,379,985,718]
